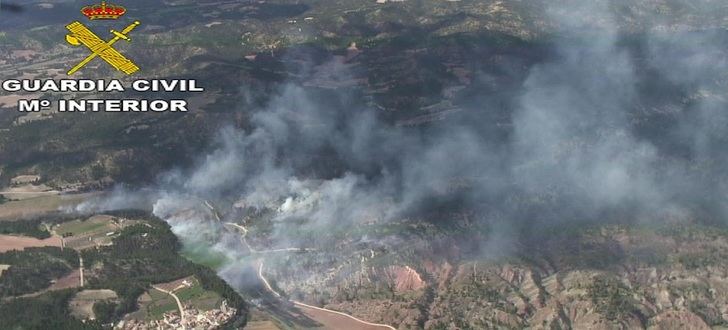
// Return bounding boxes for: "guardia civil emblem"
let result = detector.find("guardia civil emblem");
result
[65,1,141,75]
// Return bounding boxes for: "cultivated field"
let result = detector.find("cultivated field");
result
[125,276,225,322]
[174,277,224,311]
[0,234,62,252]
[296,305,393,330]
[243,309,283,330]
[69,289,119,320]
[0,193,96,221]
[12,269,83,300]
[55,215,140,250]
[125,289,178,321]
[0,184,60,201]
[244,320,282,330]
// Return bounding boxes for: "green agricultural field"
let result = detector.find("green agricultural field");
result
[127,289,178,321]
[55,219,109,237]
[126,275,228,323]
[55,215,145,250]
[147,290,178,320]
[175,283,206,301]
[175,278,224,311]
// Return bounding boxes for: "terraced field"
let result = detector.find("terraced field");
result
[125,276,225,322]
[125,288,178,321]
[54,215,141,250]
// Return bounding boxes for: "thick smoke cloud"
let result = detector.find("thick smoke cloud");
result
[77,1,728,263]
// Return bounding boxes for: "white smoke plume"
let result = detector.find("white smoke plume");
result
[73,1,728,276]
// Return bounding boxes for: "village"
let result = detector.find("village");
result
[0,174,241,329]
[116,300,236,330]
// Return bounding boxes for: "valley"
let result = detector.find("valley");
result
[3,1,728,329]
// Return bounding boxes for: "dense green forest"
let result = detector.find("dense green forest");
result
[0,290,99,330]
[0,213,83,239]
[0,210,248,329]
[0,218,51,239]
[0,247,78,297]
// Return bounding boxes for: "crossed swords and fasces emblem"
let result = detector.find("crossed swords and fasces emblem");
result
[65,20,140,75]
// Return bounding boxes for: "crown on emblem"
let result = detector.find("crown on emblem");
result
[81,1,126,20]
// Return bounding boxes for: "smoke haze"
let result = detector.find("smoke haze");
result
[74,0,728,278]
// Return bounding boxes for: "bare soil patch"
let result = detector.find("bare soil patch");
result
[154,275,196,292]
[295,305,390,330]
[0,184,59,200]
[9,175,41,185]
[244,320,282,330]
[0,264,9,277]
[0,234,62,252]
[243,309,283,330]
[48,269,81,290]
[69,289,118,320]
[7,269,82,301]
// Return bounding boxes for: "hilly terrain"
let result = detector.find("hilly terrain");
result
[3,1,728,329]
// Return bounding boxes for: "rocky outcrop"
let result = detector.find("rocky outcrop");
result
[648,311,710,330]
[379,266,426,293]
[270,224,728,329]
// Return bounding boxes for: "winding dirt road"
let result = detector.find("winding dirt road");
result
[224,222,317,255]
[152,285,186,323]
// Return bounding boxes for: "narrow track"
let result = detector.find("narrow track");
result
[152,285,186,323]
[257,263,396,330]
